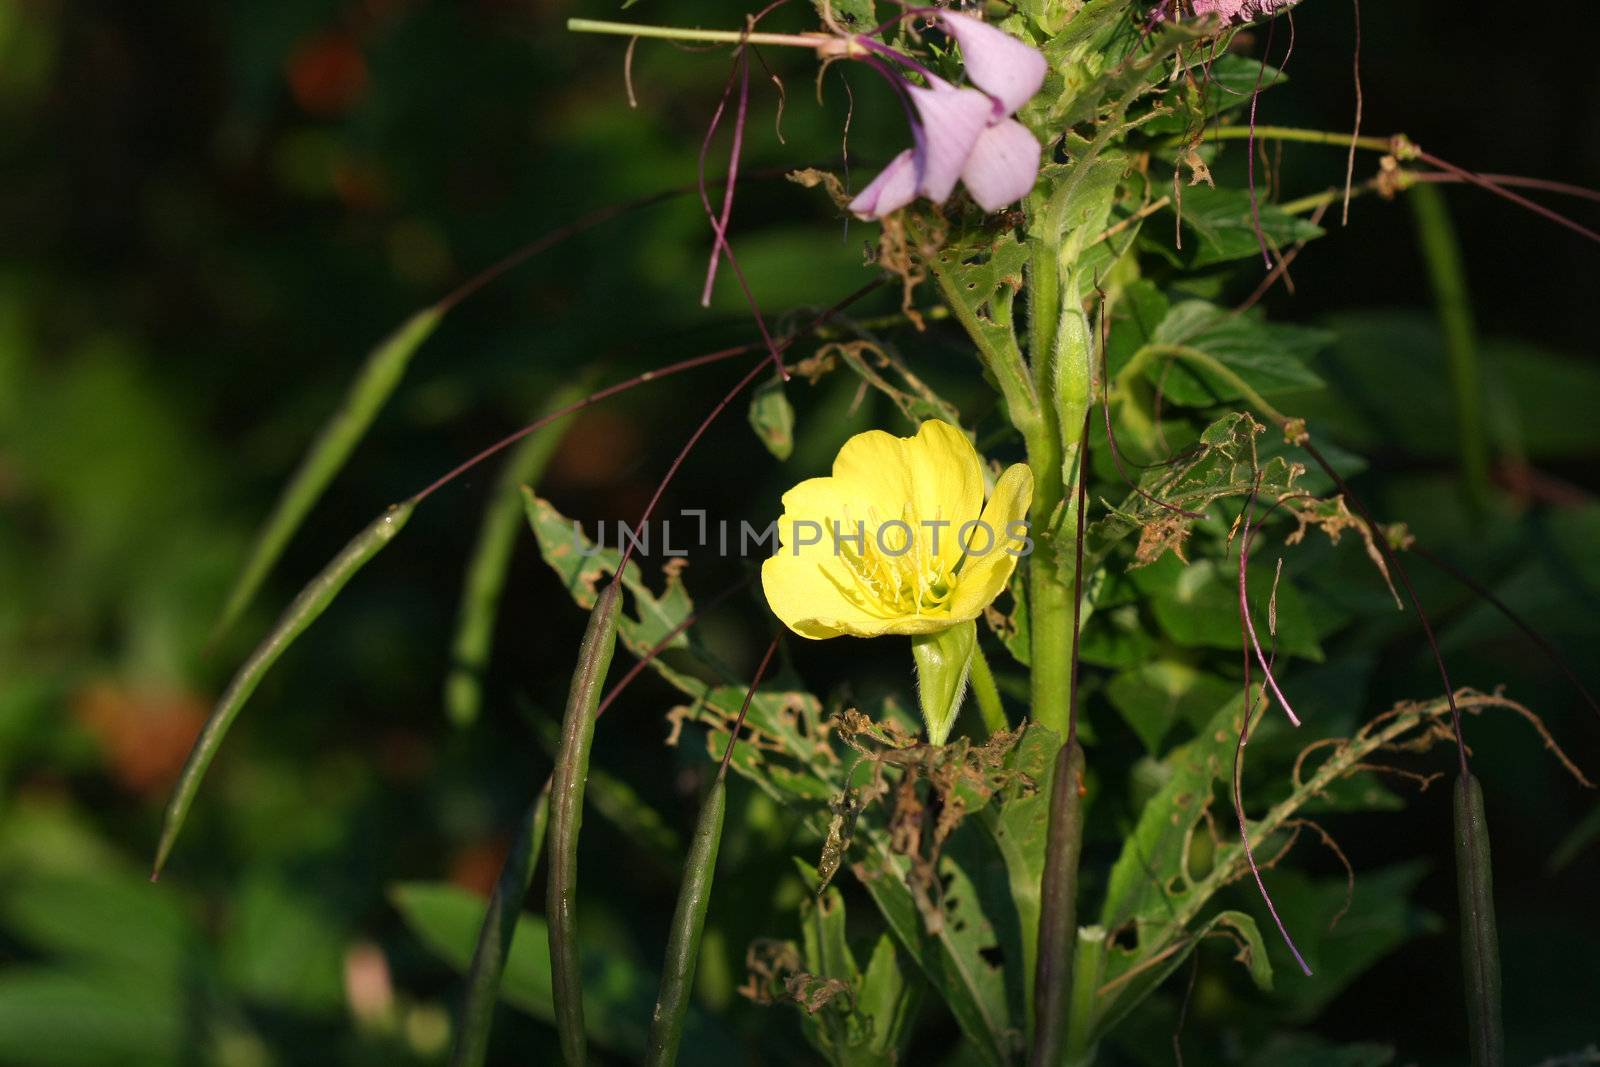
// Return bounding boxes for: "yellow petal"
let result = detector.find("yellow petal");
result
[948,462,1034,620]
[761,553,893,638]
[900,420,985,573]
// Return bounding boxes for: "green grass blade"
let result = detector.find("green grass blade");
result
[1030,740,1086,1067]
[547,583,622,1066]
[213,307,441,640]
[450,780,553,1067]
[1454,772,1504,1067]
[153,501,415,878]
[446,380,590,726]
[644,778,726,1067]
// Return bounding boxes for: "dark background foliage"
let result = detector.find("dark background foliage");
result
[1,0,1596,1063]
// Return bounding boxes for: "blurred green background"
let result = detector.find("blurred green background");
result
[1,0,1597,1064]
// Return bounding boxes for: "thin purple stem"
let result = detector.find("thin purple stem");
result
[611,279,884,581]
[1233,479,1313,976]
[1245,16,1279,269]
[1238,478,1301,726]
[718,633,782,782]
[595,575,753,720]
[1418,150,1600,246]
[408,342,761,506]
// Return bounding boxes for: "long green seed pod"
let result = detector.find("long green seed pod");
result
[214,309,440,640]
[1454,772,1504,1067]
[644,778,727,1067]
[154,501,415,877]
[1030,740,1087,1067]
[547,583,622,1066]
[450,779,553,1067]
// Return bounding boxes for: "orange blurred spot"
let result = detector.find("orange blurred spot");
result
[72,682,207,796]
[448,838,509,898]
[548,409,644,488]
[287,32,369,117]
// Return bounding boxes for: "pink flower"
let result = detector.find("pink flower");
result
[847,14,1047,220]
[1191,0,1294,23]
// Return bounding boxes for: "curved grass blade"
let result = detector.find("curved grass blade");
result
[450,779,552,1067]
[213,309,440,642]
[1454,772,1504,1067]
[153,501,414,878]
[547,584,622,1066]
[644,779,726,1067]
[446,380,591,726]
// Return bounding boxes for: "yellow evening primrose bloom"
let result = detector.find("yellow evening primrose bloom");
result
[761,420,1034,640]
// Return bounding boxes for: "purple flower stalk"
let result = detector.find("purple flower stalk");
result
[847,12,1048,220]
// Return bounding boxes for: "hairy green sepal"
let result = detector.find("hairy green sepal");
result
[912,619,977,746]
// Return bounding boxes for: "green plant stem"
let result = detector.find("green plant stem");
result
[932,262,1039,438]
[547,584,622,1066]
[1164,124,1396,154]
[567,18,824,49]
[968,642,1008,736]
[1409,182,1491,509]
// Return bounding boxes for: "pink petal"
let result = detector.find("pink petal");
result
[848,149,919,219]
[960,118,1042,212]
[937,13,1047,117]
[906,80,995,203]
[1192,0,1247,19]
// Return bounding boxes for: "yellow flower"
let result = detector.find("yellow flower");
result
[761,420,1034,640]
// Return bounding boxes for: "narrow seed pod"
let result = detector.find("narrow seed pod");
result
[1030,739,1087,1067]
[547,583,622,1066]
[1454,772,1504,1067]
[214,309,441,640]
[644,778,727,1067]
[154,501,415,878]
[450,780,553,1067]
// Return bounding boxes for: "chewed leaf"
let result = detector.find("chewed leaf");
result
[523,491,695,658]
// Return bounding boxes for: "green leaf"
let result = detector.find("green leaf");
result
[1159,185,1324,268]
[1261,862,1440,1021]
[857,934,923,1065]
[1091,909,1273,1041]
[748,376,796,461]
[214,307,440,639]
[856,834,1011,1067]
[525,493,834,801]
[1106,661,1238,753]
[1142,56,1287,134]
[1149,300,1329,405]
[1135,554,1324,662]
[978,722,1059,1027]
[391,882,653,1058]
[1247,1035,1395,1067]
